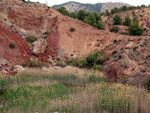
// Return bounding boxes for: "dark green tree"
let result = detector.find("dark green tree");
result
[97,21,104,30]
[78,10,89,21]
[121,6,128,11]
[129,22,144,36]
[105,10,111,16]
[111,9,115,14]
[124,16,131,26]
[93,12,101,21]
[113,14,122,25]
[84,13,96,26]
[57,7,69,16]
[69,12,77,19]
[100,12,105,16]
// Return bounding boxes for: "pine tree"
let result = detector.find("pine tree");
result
[113,14,121,25]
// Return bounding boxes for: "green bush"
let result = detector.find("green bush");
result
[21,62,27,67]
[129,22,144,36]
[78,58,88,68]
[86,51,106,68]
[110,26,119,33]
[112,50,117,55]
[29,60,42,68]
[67,58,78,67]
[9,42,16,48]
[26,34,38,43]
[70,27,75,32]
[93,65,104,71]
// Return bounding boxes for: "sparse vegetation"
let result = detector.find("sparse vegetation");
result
[9,42,16,48]
[26,34,38,43]
[66,51,107,71]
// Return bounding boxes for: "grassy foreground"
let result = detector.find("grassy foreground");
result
[0,68,150,113]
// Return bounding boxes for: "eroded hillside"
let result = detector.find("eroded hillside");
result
[0,0,150,87]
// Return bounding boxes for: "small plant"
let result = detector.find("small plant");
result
[70,27,75,32]
[120,48,124,51]
[21,62,27,67]
[29,60,42,68]
[110,26,119,33]
[26,34,38,43]
[112,50,117,55]
[113,39,118,44]
[9,42,16,48]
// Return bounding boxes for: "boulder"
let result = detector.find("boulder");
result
[32,39,48,55]
[126,42,134,49]
[14,65,25,72]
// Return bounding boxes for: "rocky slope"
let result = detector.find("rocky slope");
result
[52,1,130,13]
[0,0,150,87]
[102,7,150,35]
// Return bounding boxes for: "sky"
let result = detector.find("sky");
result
[30,0,150,7]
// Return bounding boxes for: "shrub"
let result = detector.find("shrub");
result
[21,62,27,67]
[129,22,144,36]
[56,61,67,67]
[29,60,42,68]
[26,34,38,43]
[110,26,119,33]
[67,58,78,67]
[112,50,117,55]
[86,51,106,68]
[78,58,88,68]
[93,65,104,71]
[9,42,16,48]
[113,14,121,25]
[70,27,75,32]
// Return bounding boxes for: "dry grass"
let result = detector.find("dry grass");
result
[0,67,150,113]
